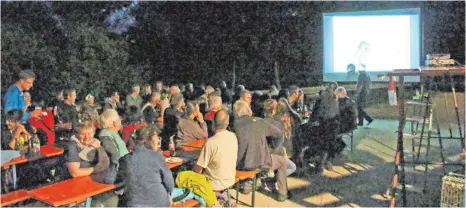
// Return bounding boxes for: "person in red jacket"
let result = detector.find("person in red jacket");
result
[27,105,55,145]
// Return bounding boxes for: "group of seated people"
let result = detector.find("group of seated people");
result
[2,70,358,207]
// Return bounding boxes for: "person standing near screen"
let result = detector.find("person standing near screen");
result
[356,67,373,127]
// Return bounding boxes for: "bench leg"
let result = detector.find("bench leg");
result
[236,182,240,205]
[85,197,92,208]
[226,188,231,207]
[252,174,257,207]
[12,165,17,190]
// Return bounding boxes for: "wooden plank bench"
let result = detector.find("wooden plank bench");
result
[172,199,200,207]
[1,189,31,207]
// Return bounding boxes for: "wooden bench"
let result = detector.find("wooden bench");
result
[235,170,260,207]
[0,189,31,206]
[172,199,200,207]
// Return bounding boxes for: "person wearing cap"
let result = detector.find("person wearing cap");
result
[162,93,185,149]
[3,70,35,122]
[27,104,55,145]
[81,94,101,122]
[117,125,174,207]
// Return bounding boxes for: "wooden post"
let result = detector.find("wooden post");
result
[232,60,236,89]
[274,61,281,90]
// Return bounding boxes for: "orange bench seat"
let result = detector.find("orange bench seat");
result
[172,199,200,207]
[1,189,31,206]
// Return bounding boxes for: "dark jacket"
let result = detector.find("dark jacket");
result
[356,71,372,97]
[338,96,357,133]
[233,116,283,170]
[117,146,175,207]
[163,107,184,138]
[263,117,285,156]
[55,101,79,139]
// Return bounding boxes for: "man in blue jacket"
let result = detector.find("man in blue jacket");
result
[3,70,35,122]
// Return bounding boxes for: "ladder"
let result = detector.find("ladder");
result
[386,69,465,207]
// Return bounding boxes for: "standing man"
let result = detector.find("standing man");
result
[4,70,35,122]
[356,68,373,126]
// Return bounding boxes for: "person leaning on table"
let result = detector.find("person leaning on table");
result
[63,121,117,207]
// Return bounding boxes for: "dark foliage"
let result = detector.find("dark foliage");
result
[1,1,464,104]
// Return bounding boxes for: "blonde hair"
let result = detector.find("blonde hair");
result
[233,100,251,118]
[100,109,120,129]
[335,86,347,97]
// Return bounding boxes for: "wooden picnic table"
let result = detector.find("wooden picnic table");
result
[2,145,64,190]
[1,145,64,168]
[28,176,115,207]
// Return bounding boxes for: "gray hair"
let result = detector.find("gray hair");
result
[19,70,36,80]
[100,109,120,129]
[233,100,251,118]
[214,110,229,129]
[335,86,347,96]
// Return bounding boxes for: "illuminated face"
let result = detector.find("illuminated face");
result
[151,133,160,151]
[112,92,120,102]
[69,91,77,103]
[78,127,95,146]
[20,78,34,90]
[24,92,31,104]
[87,97,95,104]
[242,93,252,105]
[156,82,163,91]
[6,120,19,130]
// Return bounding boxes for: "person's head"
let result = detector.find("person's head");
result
[85,94,94,105]
[298,89,305,102]
[28,103,43,118]
[155,81,163,91]
[208,95,222,111]
[17,70,35,91]
[347,64,356,73]
[263,99,278,118]
[205,86,214,96]
[5,110,23,130]
[179,84,186,92]
[235,85,245,95]
[75,121,96,146]
[327,82,338,93]
[278,89,290,101]
[143,84,151,94]
[136,125,161,151]
[214,110,229,131]
[220,81,227,89]
[131,84,140,96]
[335,86,347,98]
[185,101,199,118]
[100,109,122,131]
[170,85,180,95]
[63,88,77,104]
[186,83,194,92]
[288,85,299,101]
[110,91,120,102]
[149,92,161,105]
[276,98,291,117]
[240,90,252,105]
[56,90,64,101]
[233,100,252,118]
[24,91,31,105]
[170,93,185,109]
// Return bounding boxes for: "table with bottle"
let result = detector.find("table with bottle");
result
[2,133,64,190]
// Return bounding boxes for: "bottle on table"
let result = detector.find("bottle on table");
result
[32,134,41,154]
[169,135,176,157]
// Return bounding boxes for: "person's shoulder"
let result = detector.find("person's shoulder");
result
[6,85,20,94]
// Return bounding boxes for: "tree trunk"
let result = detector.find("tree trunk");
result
[274,60,281,90]
[232,59,236,88]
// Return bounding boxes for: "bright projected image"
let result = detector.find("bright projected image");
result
[323,8,420,82]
